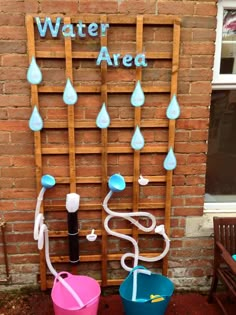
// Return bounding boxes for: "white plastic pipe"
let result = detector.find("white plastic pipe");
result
[103,189,170,301]
[34,187,46,222]
[38,223,85,309]
[33,185,85,309]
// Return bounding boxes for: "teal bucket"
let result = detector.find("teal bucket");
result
[119,266,174,315]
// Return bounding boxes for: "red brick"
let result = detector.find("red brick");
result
[10,254,39,264]
[173,175,186,186]
[173,207,203,217]
[190,81,212,94]
[179,68,213,81]
[0,41,26,53]
[186,153,206,164]
[175,163,206,175]
[177,119,208,130]
[4,82,29,95]
[192,28,216,41]
[185,196,205,206]
[171,228,185,238]
[0,144,34,156]
[79,0,118,13]
[24,0,39,13]
[182,16,216,29]
[0,95,29,108]
[0,13,24,26]
[158,1,194,15]
[0,26,26,40]
[186,175,206,185]
[191,107,209,119]
[183,42,215,55]
[0,132,10,143]
[0,1,25,13]
[195,3,217,17]
[0,121,29,131]
[192,55,214,68]
[41,0,78,13]
[119,0,156,14]
[174,185,205,196]
[1,189,35,199]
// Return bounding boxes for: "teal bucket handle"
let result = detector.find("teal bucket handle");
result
[129,265,151,275]
[125,265,151,281]
[126,266,165,304]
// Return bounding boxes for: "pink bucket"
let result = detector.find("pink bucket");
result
[51,272,101,315]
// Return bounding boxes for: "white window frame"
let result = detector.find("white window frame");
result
[204,0,236,213]
[212,0,236,86]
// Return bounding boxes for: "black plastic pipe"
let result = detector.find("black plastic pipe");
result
[67,212,79,264]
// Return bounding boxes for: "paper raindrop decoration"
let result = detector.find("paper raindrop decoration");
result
[166,94,180,120]
[63,78,78,105]
[96,102,110,129]
[131,126,145,150]
[29,106,43,131]
[163,147,177,171]
[27,57,42,85]
[130,80,145,107]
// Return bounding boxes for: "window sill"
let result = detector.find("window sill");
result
[185,204,236,238]
[204,202,236,213]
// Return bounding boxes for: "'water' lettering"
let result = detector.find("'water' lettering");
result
[35,17,109,38]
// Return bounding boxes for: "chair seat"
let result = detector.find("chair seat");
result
[218,268,236,297]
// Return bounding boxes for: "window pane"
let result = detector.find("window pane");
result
[205,90,236,202]
[220,9,236,74]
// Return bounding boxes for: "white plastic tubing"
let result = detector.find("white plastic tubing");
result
[33,187,85,309]
[103,189,170,301]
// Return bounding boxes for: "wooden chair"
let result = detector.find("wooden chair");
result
[208,217,236,315]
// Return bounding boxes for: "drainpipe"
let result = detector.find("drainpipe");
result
[0,220,11,284]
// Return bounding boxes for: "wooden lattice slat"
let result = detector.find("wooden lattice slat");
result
[26,15,47,290]
[163,18,181,275]
[100,14,109,287]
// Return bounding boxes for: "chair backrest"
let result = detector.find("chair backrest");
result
[213,217,236,255]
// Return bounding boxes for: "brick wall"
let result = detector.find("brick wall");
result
[0,0,217,291]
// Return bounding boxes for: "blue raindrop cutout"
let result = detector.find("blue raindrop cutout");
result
[27,57,42,85]
[29,106,43,131]
[166,94,180,120]
[96,102,110,129]
[130,80,145,107]
[163,147,177,171]
[63,78,78,105]
[131,126,145,150]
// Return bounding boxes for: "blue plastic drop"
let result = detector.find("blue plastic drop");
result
[131,126,145,150]
[130,80,145,107]
[27,57,42,85]
[166,95,180,120]
[163,147,177,171]
[63,78,78,105]
[96,102,110,129]
[29,106,43,131]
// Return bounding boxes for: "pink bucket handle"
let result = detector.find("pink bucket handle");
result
[54,272,85,310]
[54,271,71,284]
[55,272,100,309]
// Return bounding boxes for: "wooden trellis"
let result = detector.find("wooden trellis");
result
[26,14,181,290]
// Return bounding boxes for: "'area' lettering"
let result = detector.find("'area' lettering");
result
[96,47,148,67]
